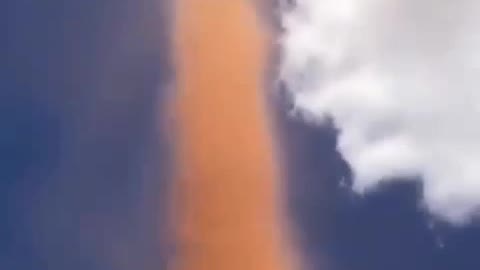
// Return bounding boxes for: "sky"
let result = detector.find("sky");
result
[280,0,480,224]
[3,0,480,270]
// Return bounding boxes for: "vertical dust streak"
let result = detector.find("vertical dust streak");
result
[171,0,293,270]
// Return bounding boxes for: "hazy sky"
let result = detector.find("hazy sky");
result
[3,1,480,270]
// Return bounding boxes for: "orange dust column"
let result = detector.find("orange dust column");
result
[170,0,293,270]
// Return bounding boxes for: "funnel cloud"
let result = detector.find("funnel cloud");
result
[171,1,294,269]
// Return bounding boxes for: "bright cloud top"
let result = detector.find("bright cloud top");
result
[279,0,480,224]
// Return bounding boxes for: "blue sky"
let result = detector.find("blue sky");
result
[3,0,480,269]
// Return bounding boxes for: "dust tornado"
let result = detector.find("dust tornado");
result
[170,0,294,270]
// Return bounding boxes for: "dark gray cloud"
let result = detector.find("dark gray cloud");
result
[3,0,172,269]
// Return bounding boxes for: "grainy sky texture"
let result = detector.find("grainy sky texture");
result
[3,1,480,270]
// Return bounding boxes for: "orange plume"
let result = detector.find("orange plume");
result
[170,1,294,270]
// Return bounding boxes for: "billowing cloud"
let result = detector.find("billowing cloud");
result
[279,0,480,224]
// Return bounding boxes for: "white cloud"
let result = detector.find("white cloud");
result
[279,0,480,224]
